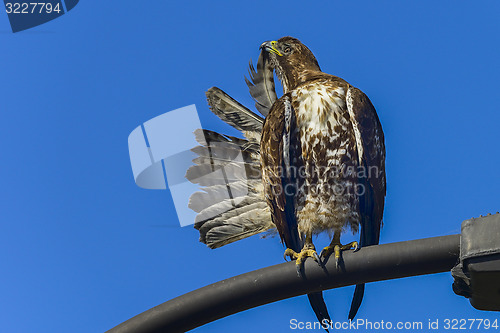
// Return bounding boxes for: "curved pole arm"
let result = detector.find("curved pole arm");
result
[107,235,460,333]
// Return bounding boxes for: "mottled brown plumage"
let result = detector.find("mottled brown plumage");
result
[260,37,386,322]
[188,37,385,328]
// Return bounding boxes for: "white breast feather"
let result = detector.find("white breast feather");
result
[290,81,361,235]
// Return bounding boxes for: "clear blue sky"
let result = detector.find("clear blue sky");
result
[1,1,499,332]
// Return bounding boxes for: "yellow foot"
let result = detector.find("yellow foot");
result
[320,241,358,268]
[284,247,322,277]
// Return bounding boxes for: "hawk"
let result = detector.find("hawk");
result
[187,37,386,327]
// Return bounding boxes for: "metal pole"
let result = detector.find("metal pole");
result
[107,235,460,333]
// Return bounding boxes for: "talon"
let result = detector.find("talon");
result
[313,252,322,266]
[284,241,320,278]
[284,248,298,261]
[322,231,360,267]
[340,241,358,252]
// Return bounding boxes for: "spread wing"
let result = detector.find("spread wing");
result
[187,88,274,249]
[261,95,302,252]
[189,54,279,248]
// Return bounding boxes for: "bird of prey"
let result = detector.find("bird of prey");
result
[187,36,386,327]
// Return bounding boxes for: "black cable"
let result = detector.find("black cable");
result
[107,234,460,333]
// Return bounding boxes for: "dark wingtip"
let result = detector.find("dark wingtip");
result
[348,283,365,320]
[307,292,331,332]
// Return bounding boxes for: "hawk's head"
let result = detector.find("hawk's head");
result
[261,36,321,92]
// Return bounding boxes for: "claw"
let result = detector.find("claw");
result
[352,241,359,252]
[313,252,322,266]
[284,248,297,262]
[284,246,320,278]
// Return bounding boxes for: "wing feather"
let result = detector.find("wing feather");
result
[261,95,301,251]
[194,196,273,249]
[188,125,272,248]
[188,180,260,213]
[245,50,278,117]
[346,86,386,321]
[206,87,264,142]
[346,86,386,246]
[200,204,273,249]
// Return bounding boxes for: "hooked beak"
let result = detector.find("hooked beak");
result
[260,40,282,56]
